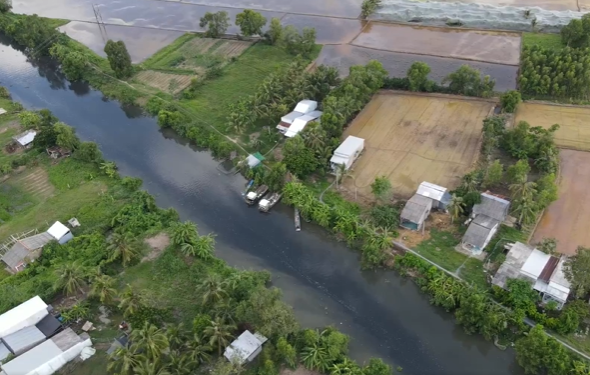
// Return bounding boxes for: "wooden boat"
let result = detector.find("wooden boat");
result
[258,193,281,212]
[294,207,301,231]
[245,185,268,205]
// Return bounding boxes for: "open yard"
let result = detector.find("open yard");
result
[515,102,590,151]
[343,92,494,199]
[531,149,590,255]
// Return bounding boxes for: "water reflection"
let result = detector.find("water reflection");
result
[0,35,522,375]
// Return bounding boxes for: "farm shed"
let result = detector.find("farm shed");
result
[245,152,265,168]
[330,136,364,171]
[12,130,37,149]
[223,330,268,365]
[284,111,322,138]
[1,325,46,356]
[416,182,451,210]
[400,194,433,231]
[1,232,52,273]
[0,328,92,375]
[47,222,73,245]
[461,193,510,255]
[0,296,48,339]
[276,100,318,134]
[492,242,571,309]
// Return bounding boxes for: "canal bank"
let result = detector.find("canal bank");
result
[0,36,521,375]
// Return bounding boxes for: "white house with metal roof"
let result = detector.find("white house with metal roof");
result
[330,136,364,171]
[12,130,37,149]
[0,296,48,340]
[461,193,510,255]
[415,182,451,210]
[223,330,268,365]
[492,242,571,309]
[276,100,319,137]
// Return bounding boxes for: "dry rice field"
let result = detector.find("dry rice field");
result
[515,102,590,151]
[343,92,494,199]
[135,71,194,94]
[531,149,590,255]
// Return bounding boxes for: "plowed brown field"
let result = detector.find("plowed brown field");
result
[531,149,590,255]
[515,103,590,151]
[343,92,494,199]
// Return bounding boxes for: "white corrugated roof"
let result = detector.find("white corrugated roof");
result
[293,100,317,114]
[47,221,69,240]
[2,325,46,355]
[13,130,37,147]
[416,182,447,201]
[284,111,322,138]
[0,108,7,116]
[1,339,62,375]
[280,111,304,124]
[333,136,364,158]
[521,249,550,279]
[0,296,47,338]
[224,330,263,365]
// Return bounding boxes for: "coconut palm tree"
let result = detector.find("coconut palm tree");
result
[130,323,169,361]
[193,233,216,259]
[330,358,361,375]
[90,274,118,305]
[107,346,145,375]
[166,323,186,351]
[132,359,170,375]
[300,342,330,372]
[447,194,465,223]
[119,284,145,317]
[107,232,141,267]
[54,261,86,296]
[168,352,196,375]
[461,172,480,193]
[512,196,537,225]
[509,180,537,202]
[203,317,235,356]
[185,332,212,365]
[170,221,198,246]
[198,275,228,306]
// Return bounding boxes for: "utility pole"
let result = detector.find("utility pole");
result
[92,4,108,42]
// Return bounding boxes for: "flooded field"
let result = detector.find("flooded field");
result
[59,22,184,63]
[515,103,590,151]
[531,149,590,255]
[426,0,579,11]
[281,14,364,44]
[343,92,493,198]
[316,44,518,91]
[352,23,521,65]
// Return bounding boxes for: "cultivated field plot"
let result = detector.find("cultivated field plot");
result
[515,103,590,151]
[531,150,590,255]
[343,92,493,198]
[135,71,194,94]
[352,23,521,65]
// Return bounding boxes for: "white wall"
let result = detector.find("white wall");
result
[0,310,48,339]
[33,339,92,375]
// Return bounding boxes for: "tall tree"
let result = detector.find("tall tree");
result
[108,346,145,375]
[506,159,531,184]
[119,284,145,317]
[0,0,12,13]
[266,18,283,45]
[443,65,495,97]
[561,14,590,48]
[370,176,392,202]
[447,195,464,223]
[515,325,571,375]
[512,196,537,225]
[500,90,522,113]
[564,246,590,298]
[130,323,169,360]
[54,122,80,150]
[198,275,228,306]
[235,9,267,37]
[54,262,86,295]
[133,359,171,375]
[90,274,118,305]
[104,40,133,79]
[276,337,297,368]
[482,159,503,188]
[282,135,318,178]
[204,317,235,355]
[199,11,230,38]
[407,62,433,92]
[107,232,141,267]
[509,180,537,202]
[185,333,212,365]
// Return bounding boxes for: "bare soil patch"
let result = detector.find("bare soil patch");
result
[343,92,493,199]
[142,232,171,262]
[135,71,194,94]
[515,102,590,151]
[531,149,590,255]
[10,167,55,199]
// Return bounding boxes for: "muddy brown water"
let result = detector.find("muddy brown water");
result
[352,23,521,66]
[316,44,518,91]
[0,35,522,375]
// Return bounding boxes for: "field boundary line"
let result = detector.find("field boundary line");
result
[379,89,499,103]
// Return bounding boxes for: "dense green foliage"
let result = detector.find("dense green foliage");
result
[265,18,283,45]
[280,25,317,58]
[0,0,11,13]
[199,11,230,38]
[104,40,133,79]
[500,90,522,113]
[502,120,559,174]
[361,0,382,18]
[561,14,590,48]
[442,65,495,97]
[235,9,267,37]
[520,45,590,100]
[407,62,433,92]
[564,246,590,298]
[0,13,64,55]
